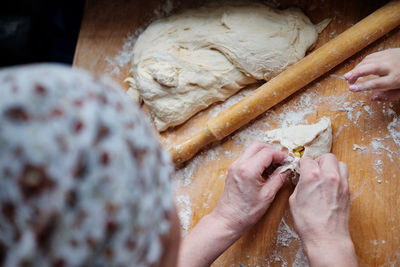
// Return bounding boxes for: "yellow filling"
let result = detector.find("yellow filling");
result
[293,146,305,158]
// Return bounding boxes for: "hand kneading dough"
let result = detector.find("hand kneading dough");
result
[263,117,332,183]
[128,3,329,131]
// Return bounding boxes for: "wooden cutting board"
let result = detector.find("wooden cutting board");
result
[73,0,400,266]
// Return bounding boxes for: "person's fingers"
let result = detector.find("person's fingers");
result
[338,161,350,202]
[247,147,289,176]
[316,154,342,189]
[348,76,394,92]
[345,64,388,85]
[370,89,400,101]
[298,156,320,184]
[261,168,291,202]
[363,51,382,61]
[338,161,349,180]
[237,141,270,162]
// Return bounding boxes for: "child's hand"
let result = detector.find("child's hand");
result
[344,48,400,101]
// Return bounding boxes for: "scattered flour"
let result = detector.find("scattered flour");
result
[264,216,309,267]
[105,32,142,76]
[375,159,383,175]
[328,30,337,38]
[335,125,347,138]
[105,0,176,77]
[329,74,345,80]
[334,100,365,126]
[224,150,232,157]
[292,248,310,267]
[176,194,192,234]
[174,159,198,187]
[364,105,373,116]
[371,239,386,246]
[276,218,299,247]
[370,137,398,161]
[353,144,367,151]
[386,109,400,147]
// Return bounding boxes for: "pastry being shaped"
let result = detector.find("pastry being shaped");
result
[263,117,332,183]
[127,3,330,131]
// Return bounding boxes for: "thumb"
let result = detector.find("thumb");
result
[261,168,291,201]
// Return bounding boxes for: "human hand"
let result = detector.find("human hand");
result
[289,154,357,266]
[344,48,400,101]
[178,143,291,267]
[212,142,291,236]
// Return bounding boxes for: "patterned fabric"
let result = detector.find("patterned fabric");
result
[0,64,173,267]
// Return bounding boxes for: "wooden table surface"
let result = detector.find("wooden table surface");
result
[73,0,400,266]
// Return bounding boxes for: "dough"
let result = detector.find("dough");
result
[263,117,332,183]
[128,3,330,131]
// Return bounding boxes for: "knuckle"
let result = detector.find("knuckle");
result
[326,173,340,184]
[236,165,251,178]
[309,169,321,180]
[371,64,381,72]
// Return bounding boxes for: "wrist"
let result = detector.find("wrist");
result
[178,212,244,266]
[303,236,357,267]
[208,210,246,240]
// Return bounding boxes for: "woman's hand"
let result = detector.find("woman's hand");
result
[212,141,291,235]
[289,154,357,267]
[344,48,400,101]
[178,142,291,267]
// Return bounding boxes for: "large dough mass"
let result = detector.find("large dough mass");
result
[128,3,329,131]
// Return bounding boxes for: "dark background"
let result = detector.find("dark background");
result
[0,0,84,67]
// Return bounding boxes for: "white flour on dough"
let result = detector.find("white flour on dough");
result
[262,118,332,183]
[128,3,330,131]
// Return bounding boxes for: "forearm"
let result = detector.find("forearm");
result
[177,212,242,267]
[303,238,358,267]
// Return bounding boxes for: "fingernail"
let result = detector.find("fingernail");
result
[349,84,359,91]
[344,72,352,79]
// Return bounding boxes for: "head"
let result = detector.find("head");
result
[0,64,180,267]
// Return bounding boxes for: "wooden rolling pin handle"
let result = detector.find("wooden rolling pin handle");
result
[170,0,400,165]
[169,127,215,165]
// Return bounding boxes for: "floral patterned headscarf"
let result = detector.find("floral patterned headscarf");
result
[0,64,173,267]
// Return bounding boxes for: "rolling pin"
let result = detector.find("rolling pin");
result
[169,0,400,165]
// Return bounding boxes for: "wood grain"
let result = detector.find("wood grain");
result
[73,0,400,266]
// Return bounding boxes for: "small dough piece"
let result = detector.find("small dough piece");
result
[129,3,329,131]
[263,117,332,183]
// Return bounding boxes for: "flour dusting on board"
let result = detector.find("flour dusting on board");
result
[265,215,309,267]
[105,0,176,76]
[175,194,192,234]
[385,108,400,146]
[276,218,299,247]
[105,32,142,76]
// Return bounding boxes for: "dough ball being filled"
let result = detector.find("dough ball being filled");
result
[127,2,329,131]
[264,117,333,183]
